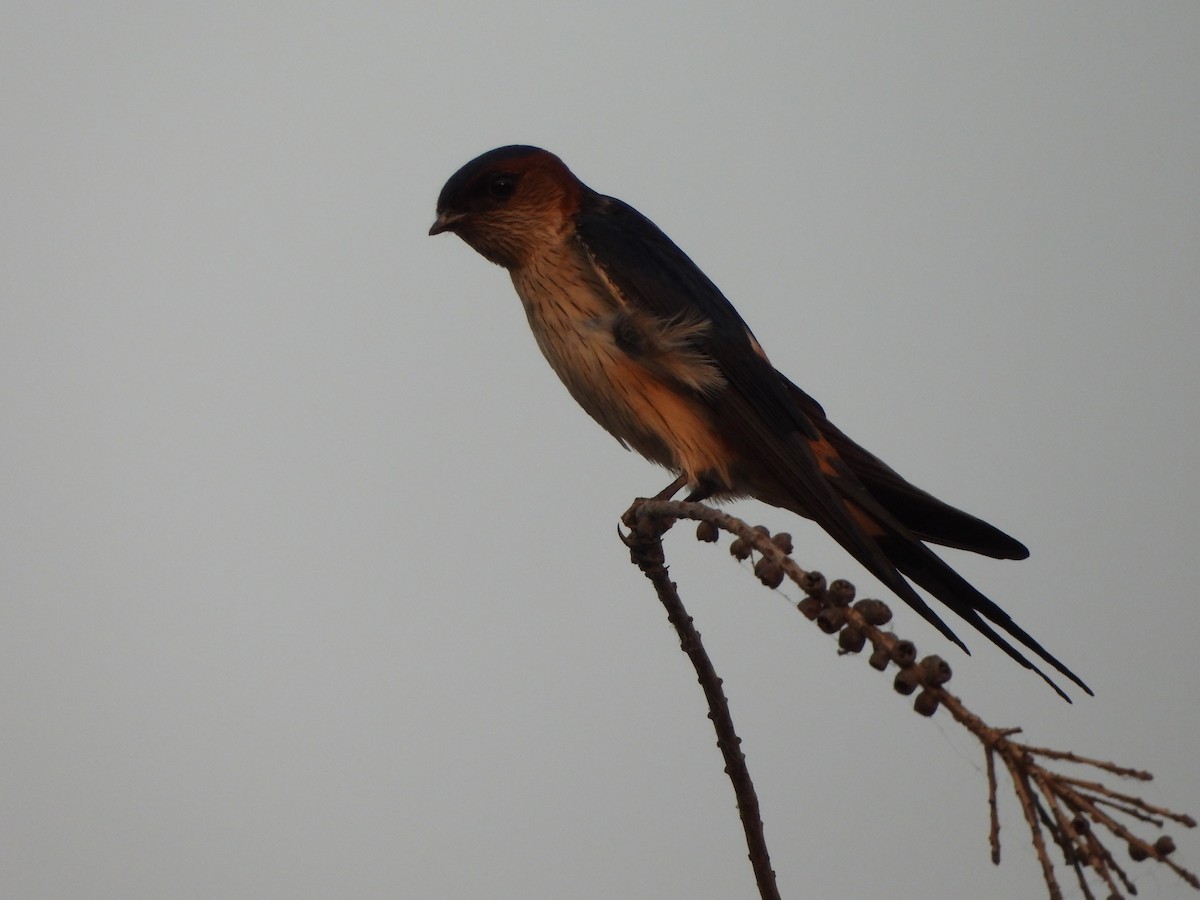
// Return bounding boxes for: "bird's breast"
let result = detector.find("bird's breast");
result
[509,245,735,486]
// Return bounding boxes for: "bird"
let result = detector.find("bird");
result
[429,145,1090,701]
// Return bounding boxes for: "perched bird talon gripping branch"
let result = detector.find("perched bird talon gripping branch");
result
[430,145,1091,701]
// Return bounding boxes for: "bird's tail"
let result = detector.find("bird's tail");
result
[872,531,1093,702]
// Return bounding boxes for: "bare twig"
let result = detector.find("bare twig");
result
[622,498,1198,899]
[986,746,1002,864]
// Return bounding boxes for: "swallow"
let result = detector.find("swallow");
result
[429,145,1090,700]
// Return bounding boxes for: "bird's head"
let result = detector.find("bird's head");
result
[428,145,583,269]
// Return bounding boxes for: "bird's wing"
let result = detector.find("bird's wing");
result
[574,191,1088,699]
[574,194,912,586]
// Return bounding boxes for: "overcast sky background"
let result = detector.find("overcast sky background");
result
[3,4,1198,898]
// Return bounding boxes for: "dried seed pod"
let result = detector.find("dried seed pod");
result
[894,666,923,696]
[838,627,866,653]
[801,571,827,594]
[753,525,770,537]
[891,640,917,668]
[920,655,952,687]
[816,607,847,634]
[827,579,855,606]
[1072,816,1090,834]
[1128,842,1150,862]
[770,532,793,554]
[754,558,784,589]
[913,689,940,716]
[729,537,752,560]
[868,645,891,671]
[853,598,893,626]
[797,596,822,620]
[1155,835,1176,856]
[695,520,719,543]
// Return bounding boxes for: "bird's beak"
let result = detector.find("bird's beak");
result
[428,211,464,236]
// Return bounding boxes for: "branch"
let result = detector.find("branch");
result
[622,498,1197,900]
[621,502,781,900]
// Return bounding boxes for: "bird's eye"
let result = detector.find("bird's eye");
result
[488,174,517,200]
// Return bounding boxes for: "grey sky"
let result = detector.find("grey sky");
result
[3,4,1198,898]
